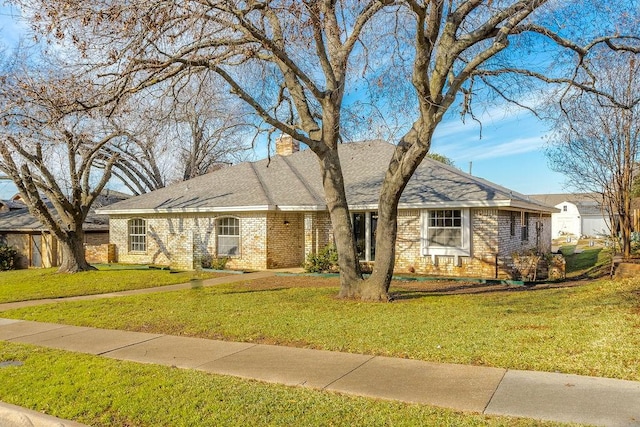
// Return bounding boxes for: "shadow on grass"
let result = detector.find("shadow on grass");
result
[218,287,290,296]
[93,263,172,271]
[563,248,612,279]
[389,279,592,301]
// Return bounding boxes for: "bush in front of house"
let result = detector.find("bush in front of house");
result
[200,254,229,270]
[304,244,339,273]
[0,245,17,271]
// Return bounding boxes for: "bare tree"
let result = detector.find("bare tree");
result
[547,53,640,257]
[102,78,252,194]
[14,0,639,297]
[0,57,122,272]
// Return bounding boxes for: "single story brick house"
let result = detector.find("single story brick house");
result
[97,139,556,279]
[0,191,128,268]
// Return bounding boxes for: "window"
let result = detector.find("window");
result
[563,205,567,212]
[510,212,516,236]
[427,210,462,247]
[217,217,240,256]
[128,218,146,252]
[521,212,530,241]
[421,209,470,263]
[352,212,377,261]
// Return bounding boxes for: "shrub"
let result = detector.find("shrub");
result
[0,245,17,271]
[304,244,339,273]
[200,255,229,270]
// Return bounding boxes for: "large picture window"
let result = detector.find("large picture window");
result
[128,218,147,252]
[217,217,240,256]
[421,208,470,262]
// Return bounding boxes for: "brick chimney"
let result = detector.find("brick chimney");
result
[275,134,299,156]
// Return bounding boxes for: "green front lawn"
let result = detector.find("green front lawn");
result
[0,267,226,303]
[3,275,640,381]
[0,341,564,427]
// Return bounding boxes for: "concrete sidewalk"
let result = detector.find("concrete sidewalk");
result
[1,318,639,426]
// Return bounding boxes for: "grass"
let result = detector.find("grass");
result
[3,275,640,381]
[561,245,611,278]
[0,266,226,303]
[0,341,572,427]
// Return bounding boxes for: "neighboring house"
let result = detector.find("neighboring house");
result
[0,190,129,268]
[98,138,556,280]
[0,198,25,213]
[529,193,611,239]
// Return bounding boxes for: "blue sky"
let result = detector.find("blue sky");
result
[430,107,568,195]
[0,5,569,200]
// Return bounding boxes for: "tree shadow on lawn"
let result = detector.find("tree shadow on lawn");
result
[216,287,292,296]
[389,279,590,301]
[224,275,590,302]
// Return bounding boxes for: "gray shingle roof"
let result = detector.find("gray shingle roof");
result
[0,192,130,232]
[529,193,603,207]
[99,140,555,214]
[529,193,608,216]
[0,199,25,211]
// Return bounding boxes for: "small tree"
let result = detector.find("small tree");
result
[547,53,640,258]
[427,153,455,167]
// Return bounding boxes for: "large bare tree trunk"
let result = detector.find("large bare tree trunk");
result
[359,127,433,301]
[57,230,95,273]
[317,148,363,296]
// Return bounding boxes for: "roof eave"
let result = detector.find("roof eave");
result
[96,200,557,215]
[96,205,278,215]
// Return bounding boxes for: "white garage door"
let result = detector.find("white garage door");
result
[581,216,609,237]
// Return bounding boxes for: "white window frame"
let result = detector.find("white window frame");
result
[421,208,471,264]
[217,217,240,257]
[128,218,147,252]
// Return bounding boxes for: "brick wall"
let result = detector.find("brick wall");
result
[84,232,109,246]
[267,212,304,268]
[108,207,553,278]
[304,212,333,258]
[110,212,269,271]
[393,208,554,279]
[394,210,421,271]
[85,243,116,264]
[497,211,553,277]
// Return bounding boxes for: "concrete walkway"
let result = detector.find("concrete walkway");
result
[0,272,639,426]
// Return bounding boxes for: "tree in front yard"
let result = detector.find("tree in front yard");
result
[0,54,124,272]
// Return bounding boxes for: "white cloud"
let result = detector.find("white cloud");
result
[430,93,551,164]
[466,136,546,160]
